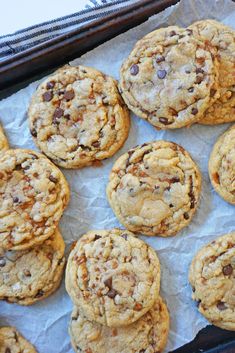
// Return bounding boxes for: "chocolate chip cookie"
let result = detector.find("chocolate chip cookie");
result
[189,20,235,125]
[69,296,169,353]
[189,233,235,331]
[28,65,130,169]
[209,125,235,204]
[0,123,9,151]
[0,326,37,353]
[0,149,70,251]
[119,26,219,129]
[0,229,65,305]
[65,229,161,327]
[106,141,201,237]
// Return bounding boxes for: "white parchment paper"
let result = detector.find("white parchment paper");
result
[0,0,235,351]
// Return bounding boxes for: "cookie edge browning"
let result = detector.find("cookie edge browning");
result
[106,141,202,237]
[119,26,219,130]
[0,326,37,352]
[28,65,131,169]
[69,296,170,353]
[208,125,235,205]
[189,232,235,331]
[65,229,161,327]
[1,228,66,305]
[0,148,70,251]
[0,123,9,151]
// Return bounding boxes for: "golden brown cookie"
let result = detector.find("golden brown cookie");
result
[119,26,219,129]
[209,125,235,204]
[28,65,130,169]
[0,326,37,353]
[189,233,235,331]
[69,296,169,353]
[65,229,161,327]
[0,123,9,151]
[0,229,65,305]
[106,141,201,237]
[0,149,70,251]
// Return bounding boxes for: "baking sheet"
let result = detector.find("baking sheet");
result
[0,0,235,351]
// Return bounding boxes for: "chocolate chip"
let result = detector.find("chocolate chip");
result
[159,117,172,125]
[5,348,11,353]
[196,68,204,74]
[13,197,19,203]
[157,69,167,79]
[64,114,70,120]
[217,301,227,311]
[64,89,75,101]
[42,91,53,102]
[188,87,194,93]
[191,108,198,115]
[184,212,189,220]
[156,55,165,63]
[94,234,102,241]
[0,257,6,267]
[139,350,146,353]
[169,30,177,36]
[53,107,64,120]
[104,277,112,290]
[49,175,58,183]
[121,234,128,240]
[107,288,117,299]
[210,89,216,97]
[195,76,203,84]
[30,128,37,137]
[34,290,44,298]
[222,264,233,276]
[185,70,191,74]
[187,29,193,35]
[46,81,55,89]
[171,177,180,183]
[196,300,201,307]
[169,203,174,208]
[92,141,100,148]
[130,64,139,75]
[23,269,31,277]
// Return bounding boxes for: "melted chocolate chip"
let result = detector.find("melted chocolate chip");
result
[157,69,167,79]
[13,197,19,203]
[210,89,217,97]
[42,91,53,102]
[130,64,139,75]
[188,87,194,93]
[94,234,102,241]
[159,117,172,125]
[169,30,177,36]
[184,212,189,220]
[49,175,58,183]
[195,76,203,84]
[30,128,37,137]
[191,108,198,115]
[196,299,201,307]
[169,203,174,208]
[104,277,112,289]
[64,90,75,101]
[53,107,64,121]
[23,269,31,277]
[107,288,117,299]
[92,141,100,148]
[187,29,193,35]
[46,81,55,89]
[196,68,204,74]
[0,257,6,267]
[222,264,233,276]
[34,290,44,298]
[217,301,227,311]
[5,348,11,353]
[139,350,146,353]
[156,56,165,63]
[171,177,180,183]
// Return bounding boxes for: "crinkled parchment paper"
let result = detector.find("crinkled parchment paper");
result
[0,0,235,351]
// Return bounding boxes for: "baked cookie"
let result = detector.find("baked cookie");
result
[209,125,235,204]
[0,326,37,353]
[106,141,201,237]
[190,20,235,125]
[0,149,70,251]
[189,233,235,331]
[28,65,130,169]
[200,86,235,125]
[69,296,169,353]
[0,123,9,151]
[119,26,219,129]
[65,229,160,327]
[0,229,65,305]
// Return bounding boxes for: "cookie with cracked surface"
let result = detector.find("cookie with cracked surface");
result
[189,233,235,331]
[209,125,235,204]
[0,149,69,251]
[28,65,130,169]
[69,296,169,353]
[65,229,160,327]
[119,26,219,129]
[199,86,235,125]
[0,123,9,151]
[106,141,201,237]
[0,326,37,353]
[0,229,65,305]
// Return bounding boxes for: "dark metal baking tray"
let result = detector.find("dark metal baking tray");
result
[0,0,234,351]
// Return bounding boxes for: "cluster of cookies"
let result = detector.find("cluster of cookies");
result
[65,229,169,353]
[0,125,70,306]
